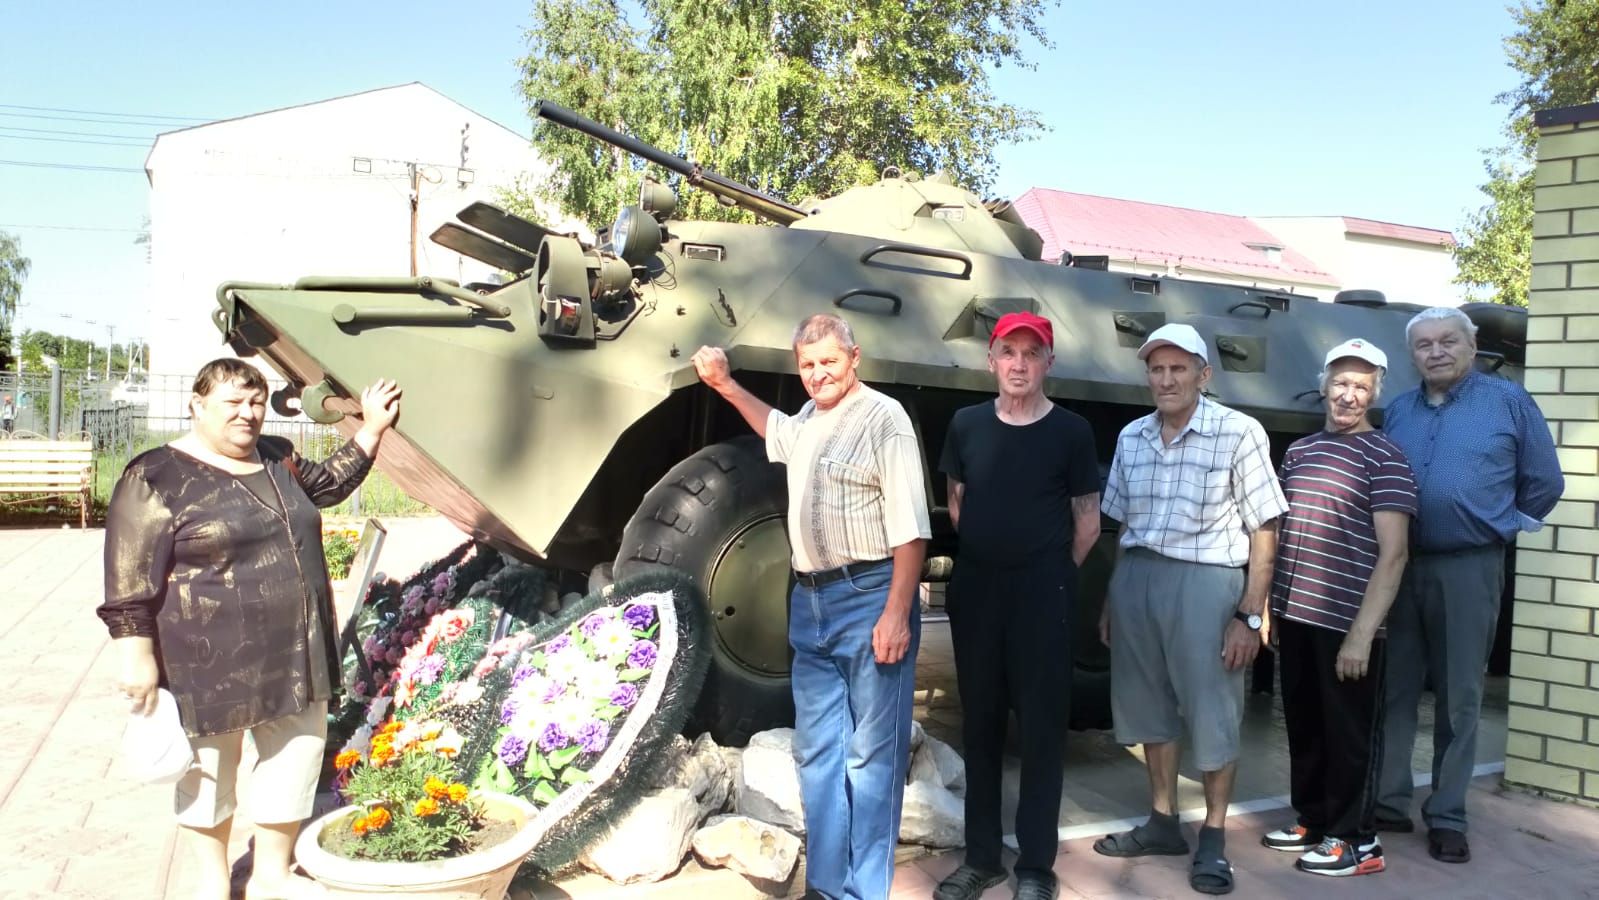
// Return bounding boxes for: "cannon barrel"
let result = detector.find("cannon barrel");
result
[533,99,808,226]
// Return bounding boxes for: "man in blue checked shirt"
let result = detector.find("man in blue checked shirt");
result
[1374,306,1563,865]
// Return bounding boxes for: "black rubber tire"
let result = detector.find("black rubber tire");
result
[614,438,794,746]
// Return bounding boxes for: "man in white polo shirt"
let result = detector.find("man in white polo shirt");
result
[691,313,931,900]
[1092,323,1287,896]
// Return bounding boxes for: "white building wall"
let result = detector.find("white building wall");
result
[1251,216,1464,307]
[145,84,572,393]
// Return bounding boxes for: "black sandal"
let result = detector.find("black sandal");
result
[1093,824,1190,858]
[1190,850,1235,895]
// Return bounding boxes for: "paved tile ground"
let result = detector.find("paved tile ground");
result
[6,521,1599,900]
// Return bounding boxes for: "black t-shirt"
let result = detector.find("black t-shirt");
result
[939,402,1099,567]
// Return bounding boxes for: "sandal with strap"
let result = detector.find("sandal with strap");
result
[1190,850,1235,895]
[933,864,1008,900]
[1093,823,1190,858]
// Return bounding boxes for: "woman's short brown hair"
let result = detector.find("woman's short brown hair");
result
[192,357,268,398]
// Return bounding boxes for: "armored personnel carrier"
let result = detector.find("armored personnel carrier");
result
[213,101,1526,744]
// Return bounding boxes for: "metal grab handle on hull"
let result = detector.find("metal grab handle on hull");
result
[834,288,903,315]
[293,276,512,318]
[1226,300,1275,318]
[859,243,973,279]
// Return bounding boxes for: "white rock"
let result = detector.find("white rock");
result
[898,780,965,848]
[688,733,733,816]
[579,786,699,883]
[717,743,744,813]
[908,732,967,797]
[909,719,926,753]
[737,729,806,834]
[691,814,801,882]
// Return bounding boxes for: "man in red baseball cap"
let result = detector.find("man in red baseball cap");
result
[934,312,1100,900]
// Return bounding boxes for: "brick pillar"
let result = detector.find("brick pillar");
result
[1504,101,1599,805]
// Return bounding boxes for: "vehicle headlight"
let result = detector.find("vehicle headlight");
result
[610,205,662,266]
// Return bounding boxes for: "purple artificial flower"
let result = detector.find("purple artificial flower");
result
[499,698,519,725]
[511,665,535,687]
[540,679,567,704]
[548,634,574,655]
[575,719,610,754]
[579,612,610,638]
[622,604,655,630]
[353,680,369,698]
[538,722,569,753]
[361,636,378,656]
[626,639,658,671]
[400,585,426,614]
[413,654,446,685]
[608,683,639,710]
[424,596,443,616]
[432,569,456,598]
[498,734,528,766]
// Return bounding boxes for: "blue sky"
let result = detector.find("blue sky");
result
[3,1,1520,352]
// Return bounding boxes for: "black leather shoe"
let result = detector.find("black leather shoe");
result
[1428,828,1470,863]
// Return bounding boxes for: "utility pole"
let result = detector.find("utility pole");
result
[106,324,115,381]
[407,162,420,277]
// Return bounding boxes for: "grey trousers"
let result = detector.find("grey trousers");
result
[1375,544,1504,833]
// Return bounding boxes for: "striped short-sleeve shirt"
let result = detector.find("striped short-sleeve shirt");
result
[765,385,932,573]
[1270,430,1418,634]
[1101,396,1288,567]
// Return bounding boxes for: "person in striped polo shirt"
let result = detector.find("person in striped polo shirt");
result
[1261,338,1416,878]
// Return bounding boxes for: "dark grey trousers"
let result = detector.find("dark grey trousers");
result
[1374,544,1504,833]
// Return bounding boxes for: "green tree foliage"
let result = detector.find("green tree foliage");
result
[1455,0,1599,307]
[17,329,145,377]
[1,230,30,369]
[514,0,1055,229]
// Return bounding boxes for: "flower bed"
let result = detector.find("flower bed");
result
[325,564,712,878]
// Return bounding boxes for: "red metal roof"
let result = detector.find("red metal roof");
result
[1341,216,1455,247]
[1014,188,1336,284]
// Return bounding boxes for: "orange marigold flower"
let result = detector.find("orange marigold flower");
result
[446,783,469,803]
[413,798,440,817]
[370,746,396,767]
[366,807,392,829]
[379,720,403,736]
[334,750,362,769]
[352,817,369,837]
[423,776,449,800]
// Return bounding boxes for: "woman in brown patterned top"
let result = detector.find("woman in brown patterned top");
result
[99,357,400,900]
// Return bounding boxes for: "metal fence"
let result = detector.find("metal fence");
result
[1,368,343,506]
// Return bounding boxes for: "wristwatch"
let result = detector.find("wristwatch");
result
[1234,610,1263,631]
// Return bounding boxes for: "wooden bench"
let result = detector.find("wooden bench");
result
[0,439,95,528]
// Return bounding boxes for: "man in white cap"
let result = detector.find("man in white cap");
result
[1092,322,1287,896]
[1260,338,1417,878]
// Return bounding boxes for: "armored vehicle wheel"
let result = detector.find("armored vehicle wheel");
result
[614,438,794,746]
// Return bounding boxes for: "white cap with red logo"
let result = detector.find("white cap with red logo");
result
[1324,338,1388,371]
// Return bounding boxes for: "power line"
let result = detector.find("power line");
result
[0,110,191,129]
[0,223,146,233]
[0,124,155,140]
[0,102,211,122]
[0,133,148,148]
[0,159,144,173]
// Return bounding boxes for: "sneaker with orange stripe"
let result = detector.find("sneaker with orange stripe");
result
[1262,823,1322,852]
[1296,836,1385,877]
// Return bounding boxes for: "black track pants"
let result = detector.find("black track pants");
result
[1278,617,1386,842]
[947,557,1074,875]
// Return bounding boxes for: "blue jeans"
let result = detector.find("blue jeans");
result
[790,562,920,900]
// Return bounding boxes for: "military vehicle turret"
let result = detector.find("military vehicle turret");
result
[213,101,1526,744]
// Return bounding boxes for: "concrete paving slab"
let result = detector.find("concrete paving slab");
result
[5,520,1597,900]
